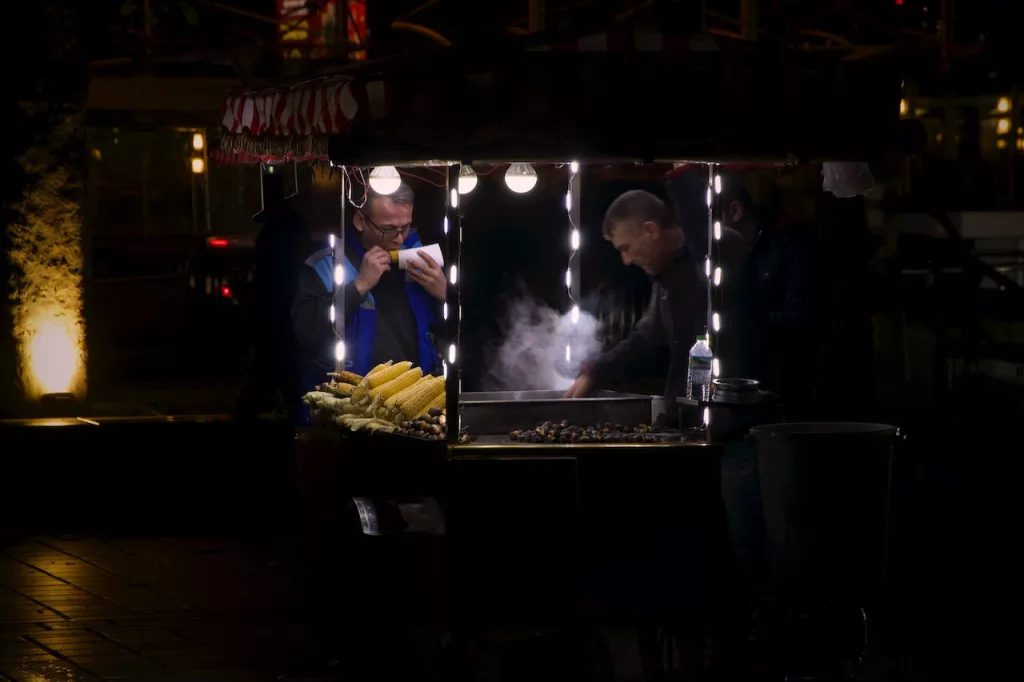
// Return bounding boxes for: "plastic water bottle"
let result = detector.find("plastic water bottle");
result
[686,335,714,401]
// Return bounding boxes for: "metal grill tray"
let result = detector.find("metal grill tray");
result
[460,390,653,435]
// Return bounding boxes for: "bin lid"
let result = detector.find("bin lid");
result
[750,422,898,437]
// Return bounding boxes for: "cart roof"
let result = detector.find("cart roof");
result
[218,29,908,166]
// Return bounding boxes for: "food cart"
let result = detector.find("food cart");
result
[218,28,905,678]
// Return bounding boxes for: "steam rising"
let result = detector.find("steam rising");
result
[484,296,602,392]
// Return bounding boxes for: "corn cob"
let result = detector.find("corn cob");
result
[327,382,356,397]
[369,367,422,401]
[395,376,446,421]
[353,361,411,402]
[365,361,413,388]
[328,370,363,385]
[384,375,431,410]
[366,361,393,378]
[413,390,447,419]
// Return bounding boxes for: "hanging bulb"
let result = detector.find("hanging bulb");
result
[335,341,346,362]
[368,166,401,194]
[565,344,572,362]
[570,161,579,173]
[334,265,344,286]
[458,165,478,194]
[328,233,335,249]
[450,188,459,209]
[505,163,538,194]
[570,304,580,324]
[329,304,336,323]
[570,229,580,251]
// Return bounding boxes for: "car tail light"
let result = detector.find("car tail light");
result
[208,238,229,248]
[220,286,232,298]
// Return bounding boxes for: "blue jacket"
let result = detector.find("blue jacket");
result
[301,230,440,389]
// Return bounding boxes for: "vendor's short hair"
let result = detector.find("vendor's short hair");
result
[603,190,672,238]
[364,181,415,210]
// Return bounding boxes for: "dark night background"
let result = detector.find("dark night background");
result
[0,2,1022,681]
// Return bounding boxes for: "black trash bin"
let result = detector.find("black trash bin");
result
[750,422,898,675]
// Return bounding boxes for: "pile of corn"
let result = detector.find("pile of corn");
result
[303,361,447,437]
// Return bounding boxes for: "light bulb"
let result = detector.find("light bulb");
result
[714,221,722,240]
[571,304,579,324]
[505,163,538,194]
[334,265,344,286]
[705,258,711,278]
[449,265,458,285]
[443,361,448,379]
[570,229,580,250]
[565,268,572,288]
[191,157,205,174]
[335,341,346,362]
[703,407,711,425]
[329,304,336,323]
[712,312,721,331]
[443,216,449,234]
[714,267,722,286]
[448,344,457,364]
[368,166,401,194]
[328,233,335,249]
[570,161,579,173]
[706,187,712,207]
[565,192,572,211]
[712,358,720,377]
[192,133,205,151]
[450,188,459,208]
[443,302,448,320]
[714,174,722,194]
[458,165,478,194]
[565,344,571,362]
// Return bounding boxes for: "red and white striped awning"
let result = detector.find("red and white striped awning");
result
[221,77,361,136]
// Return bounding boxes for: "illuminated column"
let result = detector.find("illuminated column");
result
[444,164,462,443]
[332,168,347,371]
[566,161,581,364]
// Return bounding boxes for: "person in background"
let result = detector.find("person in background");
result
[291,182,446,396]
[562,189,722,416]
[666,167,826,682]
[237,170,309,420]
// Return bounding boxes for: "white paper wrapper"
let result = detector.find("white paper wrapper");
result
[397,243,444,271]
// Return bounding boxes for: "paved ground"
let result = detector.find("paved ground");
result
[0,535,316,682]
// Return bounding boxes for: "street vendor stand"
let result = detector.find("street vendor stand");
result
[218,28,906,680]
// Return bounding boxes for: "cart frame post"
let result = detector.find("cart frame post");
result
[445,164,462,442]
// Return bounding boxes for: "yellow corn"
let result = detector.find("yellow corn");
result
[385,375,431,409]
[327,382,356,397]
[366,361,393,378]
[353,361,412,402]
[396,375,445,421]
[328,370,363,385]
[413,390,447,419]
[370,367,422,400]
[364,361,413,389]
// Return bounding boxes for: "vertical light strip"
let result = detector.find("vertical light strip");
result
[568,160,581,317]
[333,168,347,371]
[707,165,724,377]
[444,164,462,443]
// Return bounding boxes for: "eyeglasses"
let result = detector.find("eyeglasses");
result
[360,213,416,239]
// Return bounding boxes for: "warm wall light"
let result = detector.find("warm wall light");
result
[191,157,205,174]
[899,99,908,117]
[997,97,1011,113]
[192,132,205,150]
[10,113,87,405]
[25,313,82,396]
[996,118,1011,135]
